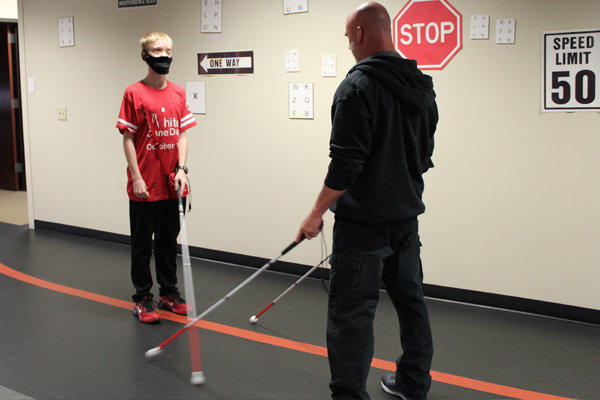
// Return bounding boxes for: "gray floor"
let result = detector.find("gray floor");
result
[0,221,599,400]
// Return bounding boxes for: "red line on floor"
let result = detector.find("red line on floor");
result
[0,263,575,400]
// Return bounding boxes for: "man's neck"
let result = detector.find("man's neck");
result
[142,72,167,89]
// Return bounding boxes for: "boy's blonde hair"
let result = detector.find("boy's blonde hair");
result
[140,31,173,52]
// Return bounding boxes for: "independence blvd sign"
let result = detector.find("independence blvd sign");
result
[198,51,254,75]
[117,0,157,8]
[393,0,462,70]
[543,29,600,111]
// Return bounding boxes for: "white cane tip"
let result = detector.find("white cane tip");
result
[190,371,206,385]
[249,316,258,324]
[145,347,163,358]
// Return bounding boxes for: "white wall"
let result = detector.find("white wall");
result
[0,0,16,20]
[18,0,600,311]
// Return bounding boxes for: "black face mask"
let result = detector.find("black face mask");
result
[143,52,173,75]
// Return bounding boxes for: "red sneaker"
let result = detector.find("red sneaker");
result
[159,293,192,315]
[133,297,161,324]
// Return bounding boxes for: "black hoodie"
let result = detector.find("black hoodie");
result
[324,51,438,224]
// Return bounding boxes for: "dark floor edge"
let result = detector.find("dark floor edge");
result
[33,220,600,326]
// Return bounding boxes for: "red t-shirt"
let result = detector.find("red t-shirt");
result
[117,81,197,201]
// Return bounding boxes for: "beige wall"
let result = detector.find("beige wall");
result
[18,0,600,311]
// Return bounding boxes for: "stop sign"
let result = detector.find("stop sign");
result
[393,0,462,70]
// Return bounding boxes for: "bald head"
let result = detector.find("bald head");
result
[345,2,395,62]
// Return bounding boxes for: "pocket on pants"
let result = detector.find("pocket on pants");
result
[329,253,362,308]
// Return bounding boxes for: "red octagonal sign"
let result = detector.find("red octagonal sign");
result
[393,0,462,70]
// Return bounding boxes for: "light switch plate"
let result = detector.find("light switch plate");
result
[58,107,67,121]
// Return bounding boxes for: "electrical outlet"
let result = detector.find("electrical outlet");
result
[58,107,67,120]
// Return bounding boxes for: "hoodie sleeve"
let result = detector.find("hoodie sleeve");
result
[324,87,371,191]
[421,101,438,174]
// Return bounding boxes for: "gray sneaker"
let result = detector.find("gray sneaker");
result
[381,373,410,400]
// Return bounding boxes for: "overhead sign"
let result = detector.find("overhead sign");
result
[393,0,462,70]
[197,51,254,75]
[117,0,157,8]
[543,29,600,112]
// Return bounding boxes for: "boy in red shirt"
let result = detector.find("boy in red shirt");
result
[117,31,197,324]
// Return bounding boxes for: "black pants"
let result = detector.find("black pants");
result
[327,217,433,400]
[129,199,182,302]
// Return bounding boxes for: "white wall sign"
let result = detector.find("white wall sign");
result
[202,0,222,33]
[198,51,254,75]
[543,29,600,112]
[58,17,74,47]
[186,81,206,114]
[283,0,308,15]
[289,82,313,119]
[286,50,299,72]
[322,55,336,77]
[496,19,516,44]
[470,15,489,40]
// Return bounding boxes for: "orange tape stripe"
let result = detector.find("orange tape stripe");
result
[0,263,575,400]
[0,263,132,309]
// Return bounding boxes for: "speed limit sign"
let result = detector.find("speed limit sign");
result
[543,29,600,111]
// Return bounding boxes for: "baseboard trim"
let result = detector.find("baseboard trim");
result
[32,220,330,280]
[423,284,600,325]
[34,220,599,325]
[34,220,131,245]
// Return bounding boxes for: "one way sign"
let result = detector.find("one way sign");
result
[197,51,254,75]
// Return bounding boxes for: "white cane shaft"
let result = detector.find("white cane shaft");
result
[183,253,284,329]
[183,261,197,318]
[271,255,330,304]
[178,197,198,318]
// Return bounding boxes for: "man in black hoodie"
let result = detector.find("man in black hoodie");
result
[297,2,438,399]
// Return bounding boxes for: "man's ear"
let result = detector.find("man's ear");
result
[141,50,147,61]
[356,26,364,44]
